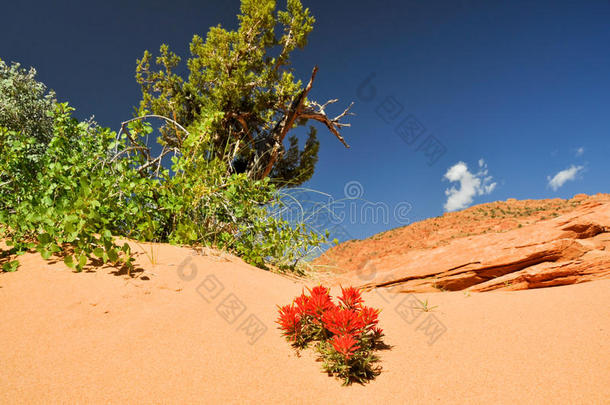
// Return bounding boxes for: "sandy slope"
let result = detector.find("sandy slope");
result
[1,243,609,404]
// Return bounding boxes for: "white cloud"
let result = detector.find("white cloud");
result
[443,159,497,212]
[575,147,585,157]
[547,165,584,191]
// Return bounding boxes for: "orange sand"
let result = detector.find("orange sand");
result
[1,242,609,403]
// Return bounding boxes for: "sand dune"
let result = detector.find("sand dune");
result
[1,241,609,404]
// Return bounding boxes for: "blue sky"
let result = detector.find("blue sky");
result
[2,0,609,242]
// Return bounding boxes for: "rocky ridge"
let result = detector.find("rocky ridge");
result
[316,194,610,292]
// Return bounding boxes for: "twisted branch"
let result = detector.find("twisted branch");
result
[113,114,189,175]
[259,66,352,179]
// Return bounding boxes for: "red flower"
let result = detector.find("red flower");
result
[331,334,360,360]
[293,291,310,314]
[309,285,330,298]
[338,286,363,309]
[358,306,380,329]
[276,304,301,340]
[302,285,335,319]
[322,306,365,337]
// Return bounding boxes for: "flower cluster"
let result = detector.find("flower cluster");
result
[276,285,385,385]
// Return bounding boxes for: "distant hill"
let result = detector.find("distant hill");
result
[315,193,610,292]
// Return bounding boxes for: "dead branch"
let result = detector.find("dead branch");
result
[259,66,352,179]
[226,112,254,144]
[114,114,188,175]
[299,100,354,148]
[135,145,180,176]
[109,145,150,163]
[118,114,190,142]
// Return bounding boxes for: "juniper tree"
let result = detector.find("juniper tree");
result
[134,0,352,187]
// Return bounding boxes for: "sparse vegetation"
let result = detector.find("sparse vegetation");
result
[316,196,587,272]
[277,286,385,385]
[413,298,439,312]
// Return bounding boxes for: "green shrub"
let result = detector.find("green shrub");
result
[1,0,343,273]
[0,102,137,272]
[0,102,325,272]
[0,59,56,146]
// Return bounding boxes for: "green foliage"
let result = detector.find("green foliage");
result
[145,111,326,269]
[413,298,438,312]
[1,1,337,273]
[270,126,320,187]
[316,339,382,386]
[1,260,19,272]
[134,0,329,186]
[0,103,138,272]
[0,59,56,147]
[0,69,326,273]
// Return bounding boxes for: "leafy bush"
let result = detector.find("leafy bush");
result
[0,103,139,272]
[0,58,55,147]
[1,0,341,273]
[0,92,325,274]
[0,102,325,272]
[277,285,385,385]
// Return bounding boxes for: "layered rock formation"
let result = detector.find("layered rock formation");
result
[317,194,610,292]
